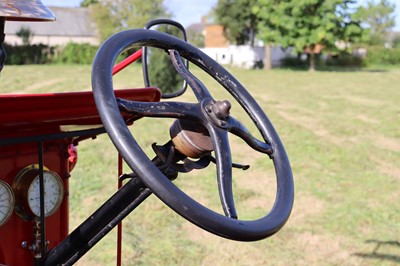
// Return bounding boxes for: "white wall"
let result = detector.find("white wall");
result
[270,46,294,67]
[4,34,99,46]
[201,45,294,69]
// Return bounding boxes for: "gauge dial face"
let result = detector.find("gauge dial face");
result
[27,171,64,217]
[13,166,64,219]
[0,180,15,226]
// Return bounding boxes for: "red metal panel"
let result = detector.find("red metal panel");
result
[0,88,160,133]
[0,88,160,265]
[0,140,70,265]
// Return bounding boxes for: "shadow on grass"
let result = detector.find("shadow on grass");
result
[318,67,389,73]
[276,66,389,72]
[353,240,400,264]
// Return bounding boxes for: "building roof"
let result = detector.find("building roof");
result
[186,22,205,34]
[387,30,400,41]
[4,6,97,37]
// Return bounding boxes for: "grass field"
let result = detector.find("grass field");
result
[1,64,400,265]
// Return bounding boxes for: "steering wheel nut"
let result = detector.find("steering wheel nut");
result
[212,100,231,120]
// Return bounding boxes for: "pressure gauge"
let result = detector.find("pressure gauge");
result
[0,180,15,227]
[13,166,64,219]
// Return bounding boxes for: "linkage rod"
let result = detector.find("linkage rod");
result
[39,177,151,265]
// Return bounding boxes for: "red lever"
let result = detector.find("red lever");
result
[112,49,143,75]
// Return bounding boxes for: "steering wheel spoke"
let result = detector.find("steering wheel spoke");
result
[227,116,273,156]
[169,49,212,101]
[208,126,237,219]
[117,97,200,119]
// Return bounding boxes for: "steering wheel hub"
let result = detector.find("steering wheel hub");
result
[202,99,232,129]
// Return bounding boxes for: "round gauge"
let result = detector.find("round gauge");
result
[13,166,64,219]
[0,180,15,227]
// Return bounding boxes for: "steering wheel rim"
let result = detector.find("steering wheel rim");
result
[92,29,294,241]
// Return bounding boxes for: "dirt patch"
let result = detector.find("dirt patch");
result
[356,114,379,125]
[276,109,345,145]
[182,222,212,243]
[293,231,360,265]
[289,192,324,224]
[346,95,385,108]
[370,135,400,153]
[369,155,400,179]
[182,222,269,265]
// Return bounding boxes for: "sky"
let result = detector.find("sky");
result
[42,0,218,27]
[42,0,399,30]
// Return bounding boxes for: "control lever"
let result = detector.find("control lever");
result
[119,140,250,182]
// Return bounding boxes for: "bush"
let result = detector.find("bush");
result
[54,42,99,64]
[280,54,323,69]
[3,43,54,64]
[280,56,308,69]
[325,53,364,67]
[253,60,264,69]
[280,52,365,69]
[3,43,99,65]
[364,46,400,65]
[392,36,400,49]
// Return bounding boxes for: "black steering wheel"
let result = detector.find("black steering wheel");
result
[92,29,294,241]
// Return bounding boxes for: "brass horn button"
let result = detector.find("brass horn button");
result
[170,119,213,158]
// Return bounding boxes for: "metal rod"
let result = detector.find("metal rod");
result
[38,142,46,258]
[63,186,151,266]
[40,176,151,265]
[0,127,106,147]
[0,17,6,73]
[117,154,123,266]
[112,49,142,75]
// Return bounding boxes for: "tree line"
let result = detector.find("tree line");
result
[214,0,397,70]
[81,0,397,71]
[6,0,398,69]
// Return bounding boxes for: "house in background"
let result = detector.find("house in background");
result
[192,18,293,69]
[4,7,99,46]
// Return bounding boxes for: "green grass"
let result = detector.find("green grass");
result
[1,64,400,265]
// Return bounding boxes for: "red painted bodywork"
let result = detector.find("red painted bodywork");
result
[0,88,160,265]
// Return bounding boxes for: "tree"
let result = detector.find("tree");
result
[16,26,34,46]
[255,0,364,71]
[215,0,260,46]
[354,0,396,45]
[90,0,170,42]
[147,24,185,94]
[392,35,400,48]
[80,0,98,7]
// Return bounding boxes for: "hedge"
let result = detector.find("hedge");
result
[53,42,99,64]
[3,43,54,65]
[365,46,400,65]
[3,43,99,65]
